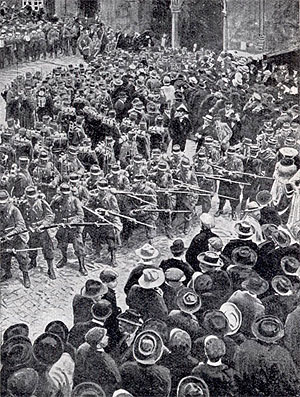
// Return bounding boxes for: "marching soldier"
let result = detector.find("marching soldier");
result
[85,165,104,191]
[69,172,90,205]
[175,158,198,234]
[85,178,122,266]
[32,150,60,202]
[194,149,215,213]
[125,154,148,183]
[242,144,264,207]
[0,129,15,169]
[151,162,176,238]
[167,144,189,177]
[50,183,87,275]
[19,186,56,280]
[10,157,33,199]
[128,174,158,244]
[13,127,33,161]
[0,190,31,288]
[57,146,85,181]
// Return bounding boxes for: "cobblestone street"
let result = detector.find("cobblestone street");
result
[0,57,234,340]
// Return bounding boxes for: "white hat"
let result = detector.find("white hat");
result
[200,213,215,228]
[219,302,242,335]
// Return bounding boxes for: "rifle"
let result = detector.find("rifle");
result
[173,179,238,200]
[132,208,191,214]
[199,174,251,186]
[213,165,274,180]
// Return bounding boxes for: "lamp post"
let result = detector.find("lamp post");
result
[170,0,184,49]
[222,0,228,51]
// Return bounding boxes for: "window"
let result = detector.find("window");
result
[22,0,44,11]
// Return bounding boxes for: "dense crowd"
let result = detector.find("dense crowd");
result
[0,3,115,68]
[0,35,300,396]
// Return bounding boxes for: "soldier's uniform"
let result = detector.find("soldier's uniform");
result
[194,150,215,213]
[85,179,122,266]
[50,183,87,275]
[32,150,60,202]
[13,129,33,161]
[175,158,198,234]
[69,173,90,205]
[85,165,104,191]
[0,190,30,288]
[125,155,148,183]
[242,145,264,206]
[57,147,85,181]
[151,162,176,238]
[19,186,56,279]
[217,148,244,214]
[126,174,158,244]
[10,157,33,198]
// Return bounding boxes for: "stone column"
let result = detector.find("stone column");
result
[170,0,184,49]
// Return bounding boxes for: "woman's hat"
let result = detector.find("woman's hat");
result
[251,315,284,343]
[170,239,187,254]
[272,229,291,247]
[231,246,257,267]
[117,309,143,327]
[219,302,242,335]
[280,256,300,276]
[203,310,230,336]
[176,287,201,314]
[72,382,106,397]
[133,330,164,364]
[138,268,165,289]
[1,335,33,370]
[197,251,223,268]
[33,332,63,365]
[177,376,210,397]
[241,274,269,295]
[271,275,293,296]
[234,222,255,239]
[81,279,108,299]
[135,243,159,260]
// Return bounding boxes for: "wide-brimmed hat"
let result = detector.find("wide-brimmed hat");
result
[261,224,278,240]
[72,382,106,397]
[1,335,33,369]
[135,243,159,260]
[241,274,269,295]
[33,332,63,365]
[91,300,112,321]
[192,272,213,294]
[272,229,291,247]
[244,201,261,212]
[81,279,108,299]
[279,147,298,158]
[138,268,165,289]
[177,376,210,397]
[197,251,223,268]
[234,222,255,238]
[219,302,242,335]
[281,256,300,276]
[271,275,293,296]
[231,246,257,267]
[45,320,69,343]
[7,368,39,397]
[117,309,143,327]
[170,239,186,254]
[176,287,201,313]
[133,330,164,364]
[3,323,29,343]
[203,310,230,336]
[252,315,284,343]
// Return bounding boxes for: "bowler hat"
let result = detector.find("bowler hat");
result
[1,335,33,369]
[251,315,284,343]
[33,332,63,365]
[7,368,39,397]
[72,382,106,397]
[271,275,293,296]
[280,256,300,276]
[81,280,108,299]
[241,274,269,295]
[231,246,257,267]
[176,287,201,314]
[177,376,210,397]
[91,300,112,321]
[219,302,242,335]
[2,323,29,343]
[203,310,230,336]
[170,239,186,254]
[133,330,164,364]
[135,243,159,260]
[138,268,165,289]
[117,309,143,327]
